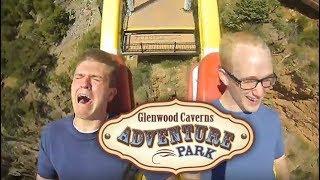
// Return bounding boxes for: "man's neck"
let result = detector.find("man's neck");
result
[73,117,106,133]
[219,90,242,112]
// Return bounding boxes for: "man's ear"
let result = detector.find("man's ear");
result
[106,88,117,102]
[218,68,229,86]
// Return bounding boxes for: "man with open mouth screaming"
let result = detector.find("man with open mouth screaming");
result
[36,49,131,180]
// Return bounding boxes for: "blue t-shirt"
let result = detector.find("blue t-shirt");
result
[206,100,285,180]
[37,115,130,179]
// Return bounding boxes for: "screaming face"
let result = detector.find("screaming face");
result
[71,60,117,120]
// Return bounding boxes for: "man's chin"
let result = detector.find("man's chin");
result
[242,99,261,112]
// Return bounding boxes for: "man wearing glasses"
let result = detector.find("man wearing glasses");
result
[207,32,290,180]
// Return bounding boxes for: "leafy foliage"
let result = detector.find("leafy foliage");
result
[1,0,73,136]
[132,63,152,92]
[77,27,101,55]
[67,26,101,76]
[2,39,57,89]
[297,28,319,47]
[1,87,27,134]
[131,63,153,104]
[38,5,74,44]
[220,0,278,31]
[50,73,72,95]
[235,0,270,23]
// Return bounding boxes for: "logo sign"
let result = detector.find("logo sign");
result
[98,99,254,174]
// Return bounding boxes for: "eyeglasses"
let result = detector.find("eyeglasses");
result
[223,70,277,90]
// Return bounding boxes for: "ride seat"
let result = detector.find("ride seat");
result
[107,55,135,115]
[188,52,226,103]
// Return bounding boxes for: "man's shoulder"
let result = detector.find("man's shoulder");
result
[41,115,73,135]
[259,104,281,124]
[259,104,279,115]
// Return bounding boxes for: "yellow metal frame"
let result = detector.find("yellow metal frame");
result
[100,0,122,54]
[198,0,221,58]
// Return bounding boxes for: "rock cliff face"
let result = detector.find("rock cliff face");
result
[51,0,101,74]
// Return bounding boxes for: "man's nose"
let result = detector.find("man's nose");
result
[80,76,92,89]
[252,82,265,97]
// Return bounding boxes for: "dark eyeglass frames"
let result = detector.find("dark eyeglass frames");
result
[223,69,277,90]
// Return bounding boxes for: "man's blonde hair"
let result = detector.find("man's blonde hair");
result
[220,32,271,71]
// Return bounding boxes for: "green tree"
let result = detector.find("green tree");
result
[2,38,57,89]
[38,6,74,44]
[220,0,276,31]
[1,0,73,137]
[235,0,270,23]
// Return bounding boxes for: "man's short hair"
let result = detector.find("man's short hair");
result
[76,49,119,88]
[220,32,271,71]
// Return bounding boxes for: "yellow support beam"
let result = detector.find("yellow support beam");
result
[100,0,122,54]
[198,0,221,58]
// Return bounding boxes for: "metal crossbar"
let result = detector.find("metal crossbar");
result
[123,42,196,53]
